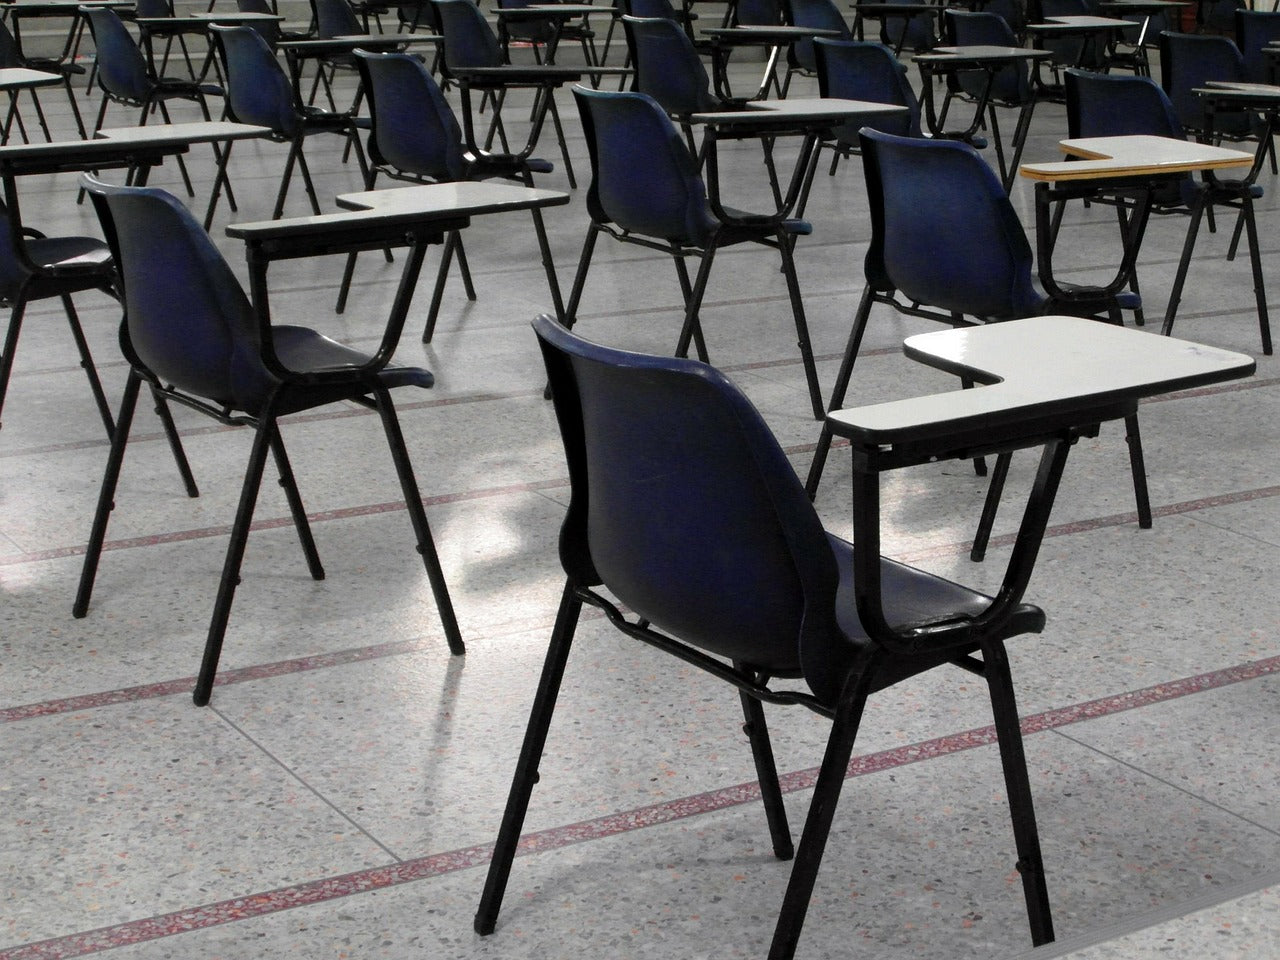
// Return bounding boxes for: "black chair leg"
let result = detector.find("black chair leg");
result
[530,208,565,325]
[60,294,115,439]
[1160,194,1207,338]
[1240,195,1272,355]
[776,229,824,421]
[0,297,28,431]
[563,223,601,331]
[273,138,304,218]
[804,285,874,499]
[981,639,1055,946]
[767,661,877,960]
[674,246,716,364]
[192,414,276,706]
[267,427,325,581]
[294,143,323,216]
[735,667,794,861]
[371,385,464,656]
[971,450,1013,563]
[422,231,459,342]
[73,369,143,619]
[474,582,582,936]
[672,253,709,362]
[1124,413,1151,529]
[148,385,199,498]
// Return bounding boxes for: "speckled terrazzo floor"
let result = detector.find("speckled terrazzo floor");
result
[1,8,1277,960]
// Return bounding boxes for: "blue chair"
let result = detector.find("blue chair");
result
[337,49,562,340]
[804,129,1148,556]
[0,20,55,142]
[1235,8,1280,84]
[73,175,465,707]
[474,313,1056,960]
[433,0,577,186]
[565,87,826,420]
[133,0,199,81]
[811,38,922,177]
[0,8,86,137]
[82,8,223,201]
[942,10,1038,189]
[211,25,369,221]
[1159,31,1255,141]
[873,0,937,56]
[1039,0,1109,75]
[782,0,852,96]
[0,204,116,438]
[307,0,371,111]
[1067,68,1271,355]
[496,0,598,68]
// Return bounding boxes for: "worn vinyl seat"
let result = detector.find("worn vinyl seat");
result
[1066,68,1270,354]
[804,129,1148,558]
[73,176,464,707]
[474,314,1055,960]
[336,49,560,340]
[563,87,827,420]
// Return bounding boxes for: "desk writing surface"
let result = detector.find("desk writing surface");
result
[691,97,907,126]
[228,182,569,241]
[826,316,1254,446]
[0,67,60,89]
[1020,134,1252,180]
[918,45,1054,62]
[94,121,273,145]
[1036,14,1134,27]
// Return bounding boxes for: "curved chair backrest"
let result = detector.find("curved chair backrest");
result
[0,201,32,296]
[356,49,467,181]
[533,313,838,682]
[735,0,782,25]
[814,39,921,139]
[1236,9,1280,84]
[213,26,299,135]
[135,0,174,18]
[399,1,440,32]
[1159,31,1249,135]
[0,20,21,69]
[624,0,681,19]
[497,0,558,44]
[81,176,275,413]
[235,0,284,45]
[622,15,716,116]
[433,0,504,71]
[789,0,851,74]
[1203,0,1245,34]
[860,128,1041,320]
[878,0,934,54]
[944,10,1030,103]
[83,8,152,102]
[574,87,715,245]
[1065,67,1182,139]
[312,0,364,37]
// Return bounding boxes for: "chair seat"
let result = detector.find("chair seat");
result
[25,236,113,273]
[718,209,812,241]
[272,324,434,391]
[466,153,554,177]
[829,533,1044,674]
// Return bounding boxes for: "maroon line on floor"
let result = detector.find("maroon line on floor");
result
[2,652,1277,960]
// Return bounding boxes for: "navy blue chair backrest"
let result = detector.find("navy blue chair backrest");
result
[82,177,275,412]
[213,25,300,135]
[789,0,851,74]
[135,0,174,18]
[84,9,152,102]
[0,20,20,69]
[0,201,30,295]
[625,0,681,18]
[533,313,838,675]
[860,128,1040,319]
[1065,67,1182,138]
[1236,9,1280,84]
[433,0,504,70]
[945,10,1030,103]
[736,0,782,25]
[357,49,467,180]
[312,0,364,37]
[574,87,716,245]
[623,16,717,116]
[814,39,920,139]
[235,0,284,44]
[1159,31,1249,135]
